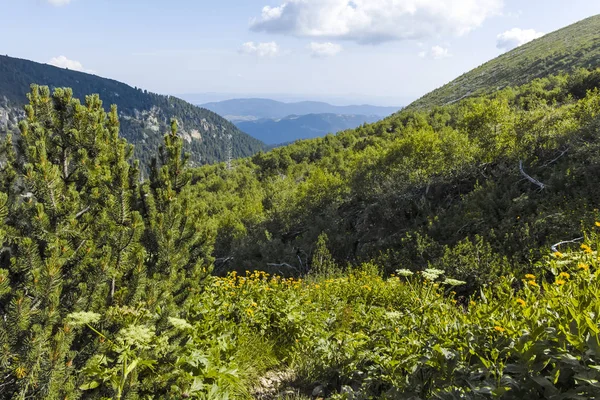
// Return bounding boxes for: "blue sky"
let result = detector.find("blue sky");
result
[2,0,600,106]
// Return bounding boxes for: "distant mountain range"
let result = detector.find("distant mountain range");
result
[199,98,401,145]
[236,113,383,145]
[0,55,265,166]
[199,98,400,122]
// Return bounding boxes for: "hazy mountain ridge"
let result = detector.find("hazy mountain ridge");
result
[200,98,400,122]
[236,113,382,144]
[0,55,265,166]
[408,14,600,109]
[200,98,399,144]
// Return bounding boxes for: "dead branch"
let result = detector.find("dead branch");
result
[75,206,91,219]
[551,237,584,253]
[541,148,569,168]
[519,160,547,190]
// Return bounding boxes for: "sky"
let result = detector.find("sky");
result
[1,0,600,106]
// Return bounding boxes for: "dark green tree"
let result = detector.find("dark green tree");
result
[141,118,215,313]
[0,85,144,399]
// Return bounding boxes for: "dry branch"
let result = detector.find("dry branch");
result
[519,160,547,190]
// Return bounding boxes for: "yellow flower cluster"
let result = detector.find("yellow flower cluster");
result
[581,244,593,254]
[524,274,539,288]
[578,263,590,271]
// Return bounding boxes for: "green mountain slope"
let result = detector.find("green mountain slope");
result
[196,71,600,287]
[0,55,265,165]
[409,14,600,109]
[183,14,600,284]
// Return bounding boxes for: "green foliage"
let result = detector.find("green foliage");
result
[310,233,340,277]
[192,69,600,284]
[0,86,215,399]
[160,233,600,398]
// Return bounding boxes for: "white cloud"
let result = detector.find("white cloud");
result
[48,0,73,6]
[239,41,280,57]
[496,28,544,51]
[308,42,342,57]
[48,56,95,73]
[430,45,451,59]
[419,45,451,59]
[251,0,504,45]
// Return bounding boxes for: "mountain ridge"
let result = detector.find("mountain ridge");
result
[0,55,265,166]
[408,14,600,109]
[200,98,400,122]
[235,113,382,145]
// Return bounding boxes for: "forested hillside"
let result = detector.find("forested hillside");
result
[196,68,600,291]
[0,55,265,166]
[409,14,600,109]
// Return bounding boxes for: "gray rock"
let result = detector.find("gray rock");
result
[312,385,325,397]
[340,385,354,399]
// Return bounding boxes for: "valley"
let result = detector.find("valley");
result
[200,98,401,145]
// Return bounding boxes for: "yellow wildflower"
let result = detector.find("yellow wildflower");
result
[524,274,536,280]
[494,326,506,333]
[559,272,570,279]
[582,244,593,254]
[555,279,566,285]
[516,298,526,307]
[527,280,539,288]
[15,367,27,379]
[554,251,564,258]
[595,222,600,227]
[578,263,590,271]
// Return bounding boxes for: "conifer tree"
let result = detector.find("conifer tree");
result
[141,119,214,313]
[0,86,144,399]
[310,232,339,276]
